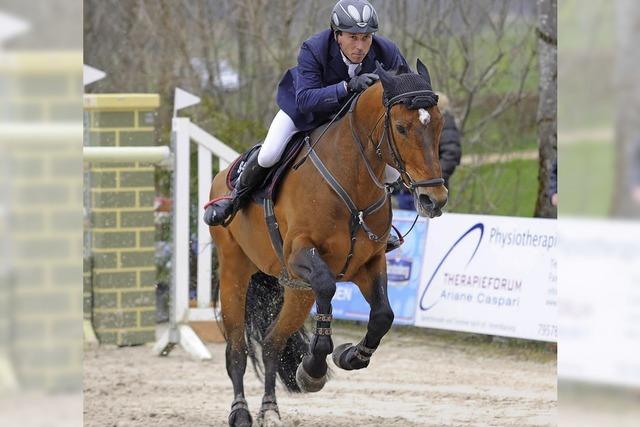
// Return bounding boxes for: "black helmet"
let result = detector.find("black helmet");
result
[330,0,379,34]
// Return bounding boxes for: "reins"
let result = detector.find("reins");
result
[292,92,359,170]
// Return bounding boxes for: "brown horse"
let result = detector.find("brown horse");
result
[208,60,447,427]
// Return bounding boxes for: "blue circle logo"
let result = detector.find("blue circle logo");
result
[419,223,484,311]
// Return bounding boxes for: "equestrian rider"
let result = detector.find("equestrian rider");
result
[204,0,409,250]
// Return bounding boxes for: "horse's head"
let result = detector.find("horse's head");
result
[374,59,448,218]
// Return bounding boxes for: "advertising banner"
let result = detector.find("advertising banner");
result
[331,209,429,325]
[414,213,557,341]
[558,218,640,387]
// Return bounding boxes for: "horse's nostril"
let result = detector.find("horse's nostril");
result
[419,194,434,209]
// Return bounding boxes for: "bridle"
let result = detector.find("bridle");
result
[350,88,445,194]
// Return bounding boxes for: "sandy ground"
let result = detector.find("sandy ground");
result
[84,323,556,427]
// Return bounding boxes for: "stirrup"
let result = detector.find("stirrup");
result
[385,225,404,253]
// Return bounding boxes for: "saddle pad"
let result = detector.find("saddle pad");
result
[226,131,308,203]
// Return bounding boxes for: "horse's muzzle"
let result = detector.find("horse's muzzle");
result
[414,188,448,218]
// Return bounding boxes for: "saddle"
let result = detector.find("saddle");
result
[225,132,308,204]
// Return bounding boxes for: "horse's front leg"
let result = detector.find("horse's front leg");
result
[289,245,336,392]
[333,254,394,371]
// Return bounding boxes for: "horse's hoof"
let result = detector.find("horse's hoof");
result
[228,407,252,427]
[332,343,353,369]
[332,342,370,371]
[257,409,282,427]
[295,361,327,393]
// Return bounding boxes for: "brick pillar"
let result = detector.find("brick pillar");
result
[0,151,12,389]
[0,52,83,391]
[84,94,160,345]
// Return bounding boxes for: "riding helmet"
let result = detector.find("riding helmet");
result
[330,0,379,34]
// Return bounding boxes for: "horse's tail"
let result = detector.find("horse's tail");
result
[244,272,309,393]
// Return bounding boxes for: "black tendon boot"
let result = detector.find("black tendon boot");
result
[204,150,269,226]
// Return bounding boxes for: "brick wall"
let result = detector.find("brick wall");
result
[0,51,82,121]
[0,51,83,391]
[84,94,160,346]
[10,140,83,390]
[0,151,11,387]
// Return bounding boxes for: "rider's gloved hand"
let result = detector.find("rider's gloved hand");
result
[347,73,379,93]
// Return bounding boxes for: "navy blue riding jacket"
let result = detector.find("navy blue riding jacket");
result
[276,28,409,131]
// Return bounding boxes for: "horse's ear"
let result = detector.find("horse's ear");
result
[375,61,393,88]
[416,58,432,87]
[397,62,410,75]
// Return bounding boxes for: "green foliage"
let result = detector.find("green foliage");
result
[559,0,615,52]
[461,94,538,156]
[558,1,614,132]
[410,19,538,113]
[196,96,268,153]
[449,159,538,217]
[559,140,615,217]
[558,48,614,133]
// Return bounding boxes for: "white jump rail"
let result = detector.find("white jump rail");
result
[152,117,239,361]
[83,146,171,164]
[0,123,81,141]
[188,120,238,316]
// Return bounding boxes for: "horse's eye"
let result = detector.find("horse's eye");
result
[396,125,407,135]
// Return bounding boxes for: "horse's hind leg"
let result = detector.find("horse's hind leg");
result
[333,254,394,371]
[259,287,315,425]
[288,244,336,392]
[217,235,257,427]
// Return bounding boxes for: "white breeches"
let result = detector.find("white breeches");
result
[257,110,300,168]
[257,109,400,184]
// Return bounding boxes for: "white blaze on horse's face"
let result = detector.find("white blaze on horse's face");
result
[418,108,431,126]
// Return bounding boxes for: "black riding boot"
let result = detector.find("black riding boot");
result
[204,150,269,226]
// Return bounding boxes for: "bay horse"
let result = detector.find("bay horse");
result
[208,59,448,427]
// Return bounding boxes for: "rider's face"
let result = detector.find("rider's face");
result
[336,32,373,63]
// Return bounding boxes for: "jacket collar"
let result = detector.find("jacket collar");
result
[329,39,348,77]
